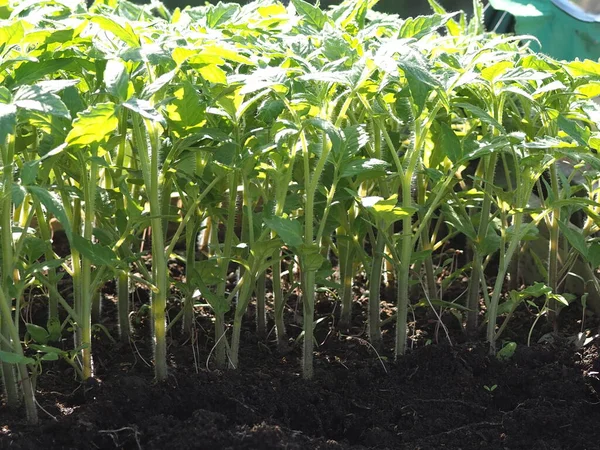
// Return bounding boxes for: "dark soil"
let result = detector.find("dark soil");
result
[1,248,599,449]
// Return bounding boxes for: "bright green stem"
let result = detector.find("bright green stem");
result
[486,214,523,354]
[230,273,254,369]
[272,254,287,351]
[117,272,130,342]
[255,272,267,339]
[547,164,560,331]
[0,288,38,424]
[466,152,498,334]
[337,226,355,329]
[395,185,414,358]
[368,225,385,348]
[417,174,437,302]
[0,139,18,409]
[34,203,60,338]
[80,150,98,380]
[182,212,198,338]
[301,269,315,379]
[133,115,168,381]
[214,172,239,368]
[301,127,331,379]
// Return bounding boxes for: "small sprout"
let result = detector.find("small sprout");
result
[484,384,498,393]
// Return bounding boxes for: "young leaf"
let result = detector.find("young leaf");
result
[66,102,119,147]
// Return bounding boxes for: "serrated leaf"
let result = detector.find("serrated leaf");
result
[66,102,118,147]
[14,85,70,119]
[340,158,388,178]
[305,117,342,155]
[71,235,118,267]
[290,0,330,29]
[91,15,140,47]
[264,216,303,248]
[122,98,164,124]
[206,2,240,28]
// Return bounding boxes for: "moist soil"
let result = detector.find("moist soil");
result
[1,244,599,450]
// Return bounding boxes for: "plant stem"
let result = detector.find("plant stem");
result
[368,224,385,349]
[0,137,19,409]
[466,152,498,335]
[133,115,168,381]
[547,163,560,331]
[117,272,130,342]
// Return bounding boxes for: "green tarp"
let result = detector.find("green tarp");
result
[490,0,600,61]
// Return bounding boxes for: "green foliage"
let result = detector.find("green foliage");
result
[0,0,598,415]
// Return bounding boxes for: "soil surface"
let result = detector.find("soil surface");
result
[1,247,599,450]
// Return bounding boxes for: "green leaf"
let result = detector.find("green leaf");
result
[66,102,119,147]
[340,158,389,178]
[90,15,140,48]
[588,242,600,268]
[27,186,72,240]
[104,59,129,101]
[305,118,342,155]
[557,114,588,147]
[398,56,439,116]
[434,122,462,164]
[0,350,34,365]
[264,216,303,248]
[14,85,71,119]
[362,195,417,226]
[496,341,517,361]
[71,235,119,267]
[565,59,600,78]
[290,0,330,29]
[454,102,505,133]
[122,98,164,124]
[26,323,49,345]
[298,243,326,272]
[206,2,240,28]
[558,221,588,259]
[0,102,16,143]
[399,13,455,39]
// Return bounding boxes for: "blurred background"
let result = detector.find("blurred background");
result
[150,0,474,16]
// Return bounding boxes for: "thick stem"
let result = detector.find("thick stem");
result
[368,226,385,349]
[255,272,266,339]
[133,115,168,381]
[466,152,498,334]
[487,214,523,354]
[337,226,354,329]
[1,139,19,408]
[547,163,560,331]
[214,173,239,368]
[301,270,315,379]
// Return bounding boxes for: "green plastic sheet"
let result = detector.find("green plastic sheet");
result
[490,0,600,61]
